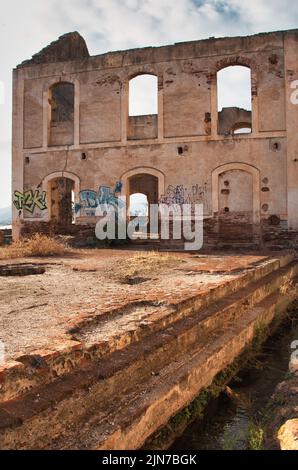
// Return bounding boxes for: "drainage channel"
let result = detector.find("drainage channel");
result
[171,315,298,450]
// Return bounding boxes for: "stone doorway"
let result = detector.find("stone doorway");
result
[49,177,75,231]
[128,173,159,238]
[218,169,254,242]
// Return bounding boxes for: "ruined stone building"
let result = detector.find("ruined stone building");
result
[12,29,298,248]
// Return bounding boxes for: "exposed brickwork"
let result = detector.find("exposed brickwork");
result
[18,32,89,67]
[0,252,296,449]
[0,264,45,276]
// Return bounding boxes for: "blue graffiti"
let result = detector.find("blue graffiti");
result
[114,181,123,193]
[75,185,124,216]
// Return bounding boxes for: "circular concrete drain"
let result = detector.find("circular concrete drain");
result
[0,263,46,276]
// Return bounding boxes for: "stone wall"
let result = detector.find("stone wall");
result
[11,29,298,246]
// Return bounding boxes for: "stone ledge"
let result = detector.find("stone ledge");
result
[0,255,294,404]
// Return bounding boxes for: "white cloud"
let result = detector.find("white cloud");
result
[0,81,5,105]
[224,0,298,31]
[1,0,298,208]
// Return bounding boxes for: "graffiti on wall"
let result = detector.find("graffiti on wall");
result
[159,183,210,212]
[13,189,47,214]
[114,181,123,194]
[75,182,123,217]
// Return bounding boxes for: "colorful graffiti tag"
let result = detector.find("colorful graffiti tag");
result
[75,183,124,216]
[159,183,210,210]
[13,189,47,214]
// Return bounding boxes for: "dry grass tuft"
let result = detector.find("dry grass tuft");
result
[0,234,70,260]
[109,251,182,282]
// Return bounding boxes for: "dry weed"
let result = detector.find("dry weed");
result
[0,233,69,259]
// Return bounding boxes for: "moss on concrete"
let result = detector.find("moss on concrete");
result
[144,300,298,450]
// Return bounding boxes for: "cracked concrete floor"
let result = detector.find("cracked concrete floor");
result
[0,249,268,361]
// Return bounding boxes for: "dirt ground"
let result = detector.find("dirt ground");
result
[0,248,268,362]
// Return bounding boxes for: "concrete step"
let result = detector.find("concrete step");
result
[73,260,298,351]
[0,259,297,449]
[0,254,293,403]
[51,286,298,450]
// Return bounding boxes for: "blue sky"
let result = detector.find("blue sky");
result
[1,0,298,209]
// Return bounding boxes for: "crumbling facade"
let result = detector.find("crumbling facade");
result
[11,29,298,248]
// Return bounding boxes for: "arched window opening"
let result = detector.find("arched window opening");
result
[128,174,159,237]
[217,66,252,136]
[232,123,252,135]
[129,74,158,116]
[128,74,158,140]
[233,127,252,135]
[48,82,74,146]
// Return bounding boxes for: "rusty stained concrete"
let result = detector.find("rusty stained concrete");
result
[0,250,269,362]
[0,249,297,450]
